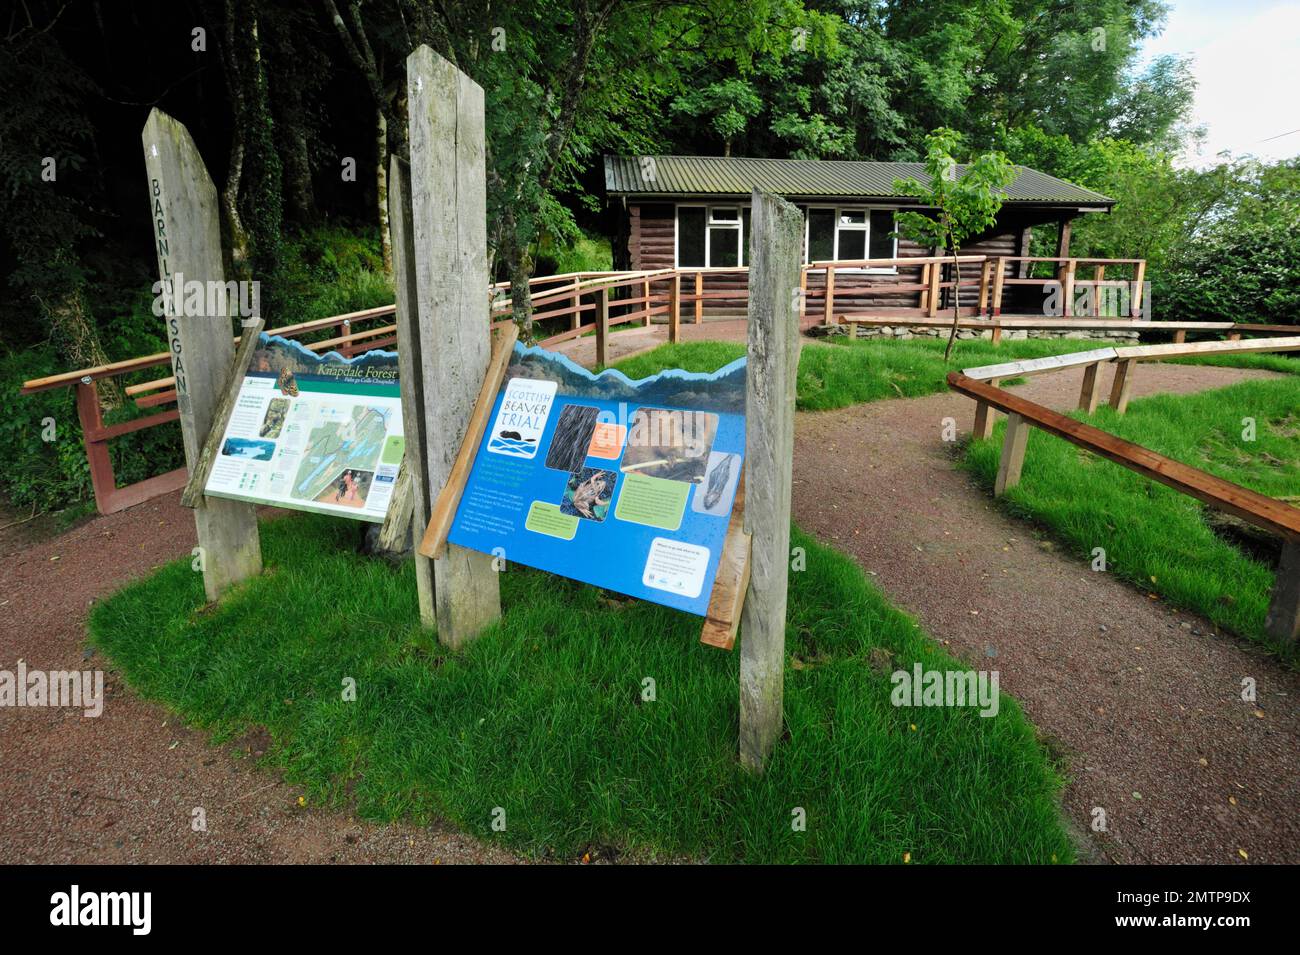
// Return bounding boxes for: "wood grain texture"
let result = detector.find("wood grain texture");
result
[407,46,500,648]
[179,318,265,507]
[700,476,751,650]
[142,108,261,601]
[388,155,435,625]
[994,411,1030,495]
[739,190,803,772]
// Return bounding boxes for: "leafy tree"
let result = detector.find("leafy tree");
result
[894,128,1016,360]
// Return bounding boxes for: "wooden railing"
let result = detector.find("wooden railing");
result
[25,260,1292,517]
[947,370,1300,643]
[19,305,398,515]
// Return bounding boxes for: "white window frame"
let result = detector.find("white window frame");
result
[674,201,899,272]
[803,205,898,273]
[674,203,744,268]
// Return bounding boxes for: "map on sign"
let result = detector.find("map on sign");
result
[204,333,403,523]
[446,343,746,617]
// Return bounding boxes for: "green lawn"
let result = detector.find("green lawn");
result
[88,515,1073,864]
[612,336,1299,412]
[963,376,1300,655]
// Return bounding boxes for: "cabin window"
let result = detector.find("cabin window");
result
[677,203,896,270]
[804,206,896,271]
[676,204,747,268]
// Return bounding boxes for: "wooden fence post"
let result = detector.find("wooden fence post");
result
[927,259,941,318]
[388,155,436,627]
[595,286,610,367]
[823,264,836,325]
[694,271,704,324]
[1109,358,1135,414]
[1265,540,1300,643]
[642,277,651,326]
[739,189,802,772]
[1078,362,1102,414]
[570,277,582,331]
[977,259,992,314]
[406,45,500,648]
[1062,259,1077,317]
[142,109,261,602]
[991,256,1006,316]
[668,272,681,343]
[994,412,1030,496]
[972,378,1001,439]
[1131,261,1147,317]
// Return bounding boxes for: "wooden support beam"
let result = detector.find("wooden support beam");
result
[1092,264,1105,317]
[179,318,265,507]
[1109,358,1135,414]
[642,278,652,326]
[595,287,610,367]
[389,155,435,625]
[994,411,1030,496]
[420,324,519,561]
[570,277,582,331]
[977,259,992,313]
[694,271,704,324]
[918,262,931,312]
[739,190,802,773]
[1265,540,1300,643]
[407,46,500,648]
[700,477,751,650]
[142,108,261,601]
[1079,362,1102,414]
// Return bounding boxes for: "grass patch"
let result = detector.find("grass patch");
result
[89,515,1073,864]
[612,336,1281,412]
[963,377,1300,655]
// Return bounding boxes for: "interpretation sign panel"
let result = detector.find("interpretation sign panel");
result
[204,333,403,523]
[448,344,745,615]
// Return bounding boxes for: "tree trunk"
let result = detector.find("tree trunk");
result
[944,252,962,361]
[40,283,121,408]
[376,108,392,275]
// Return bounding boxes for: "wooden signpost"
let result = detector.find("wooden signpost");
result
[403,46,501,648]
[142,109,261,601]
[738,190,802,772]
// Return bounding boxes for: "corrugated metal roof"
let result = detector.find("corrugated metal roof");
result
[604,155,1113,205]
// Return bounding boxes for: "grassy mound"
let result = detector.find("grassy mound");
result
[89,516,1073,864]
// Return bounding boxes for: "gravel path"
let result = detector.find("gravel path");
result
[792,362,1300,864]
[0,496,517,864]
[3,355,1294,864]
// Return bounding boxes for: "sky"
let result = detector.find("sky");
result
[1139,0,1300,166]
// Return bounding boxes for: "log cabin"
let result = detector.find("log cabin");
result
[604,154,1116,321]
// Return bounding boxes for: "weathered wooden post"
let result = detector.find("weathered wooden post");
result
[994,412,1030,496]
[1109,358,1136,414]
[739,190,802,772]
[972,377,1001,440]
[595,286,610,367]
[142,109,261,601]
[406,46,500,647]
[388,155,436,627]
[1078,362,1103,414]
[668,272,681,343]
[1265,541,1300,643]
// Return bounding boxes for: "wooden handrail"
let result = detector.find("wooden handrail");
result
[21,304,397,394]
[947,372,1300,541]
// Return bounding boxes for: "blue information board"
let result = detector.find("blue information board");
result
[447,344,746,616]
